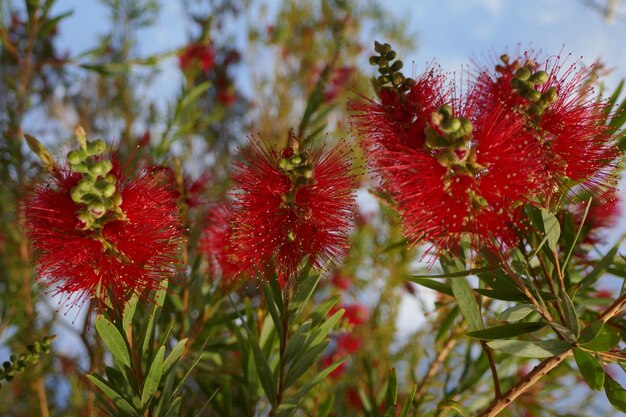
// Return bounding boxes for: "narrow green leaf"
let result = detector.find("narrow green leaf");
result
[541,209,561,251]
[411,267,494,279]
[438,400,469,417]
[261,282,283,339]
[284,341,328,388]
[383,406,398,417]
[141,346,165,409]
[580,245,619,287]
[87,374,139,417]
[450,278,482,331]
[95,315,131,368]
[487,339,571,358]
[251,339,277,407]
[498,304,535,322]
[398,384,417,417]
[563,198,592,269]
[310,309,343,346]
[605,373,626,412]
[409,278,452,296]
[573,348,604,391]
[122,297,138,332]
[580,320,605,343]
[560,289,580,339]
[163,338,187,375]
[315,395,334,417]
[385,368,398,408]
[467,322,546,340]
[164,396,182,417]
[579,324,620,352]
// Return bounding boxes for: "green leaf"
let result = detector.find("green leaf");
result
[141,346,165,409]
[385,368,398,408]
[450,278,482,331]
[411,267,494,279]
[398,384,417,417]
[284,341,329,388]
[315,395,334,417]
[498,304,535,322]
[560,289,580,339]
[310,309,343,346]
[487,339,571,358]
[122,297,138,332]
[409,278,452,296]
[95,315,131,368]
[563,198,591,269]
[541,208,561,251]
[467,322,546,340]
[163,338,187,375]
[87,374,139,417]
[605,79,624,118]
[573,348,604,391]
[605,374,626,412]
[250,339,277,407]
[261,282,283,339]
[579,324,620,352]
[437,400,469,417]
[164,396,182,417]
[580,245,619,287]
[579,320,604,343]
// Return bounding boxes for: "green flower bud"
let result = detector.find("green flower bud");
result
[101,182,116,198]
[369,56,380,66]
[385,50,396,60]
[71,162,89,174]
[67,150,83,165]
[381,43,392,54]
[70,187,83,204]
[112,194,123,207]
[529,70,549,84]
[515,67,531,81]
[391,73,405,86]
[287,230,296,241]
[88,139,107,155]
[89,203,107,218]
[92,160,113,176]
[291,155,302,165]
[374,41,383,53]
[390,60,403,72]
[377,75,390,85]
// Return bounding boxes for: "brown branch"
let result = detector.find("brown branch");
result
[477,291,626,417]
[477,350,573,417]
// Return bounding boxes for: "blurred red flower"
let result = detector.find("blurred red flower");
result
[179,43,215,73]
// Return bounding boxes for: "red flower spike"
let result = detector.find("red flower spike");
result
[24,164,182,309]
[230,138,357,286]
[474,51,618,194]
[350,67,448,159]
[375,95,543,255]
[179,43,215,73]
[199,203,246,280]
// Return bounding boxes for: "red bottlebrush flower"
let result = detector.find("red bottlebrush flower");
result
[199,203,245,280]
[217,87,237,107]
[336,333,362,354]
[230,137,356,286]
[23,164,182,308]
[350,67,447,157]
[324,66,355,102]
[474,51,617,192]
[179,43,215,73]
[346,388,363,410]
[371,94,544,255]
[342,304,369,326]
[330,271,351,290]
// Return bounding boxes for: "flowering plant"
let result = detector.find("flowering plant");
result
[1,1,626,417]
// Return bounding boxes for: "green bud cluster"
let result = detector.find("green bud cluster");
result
[506,56,558,117]
[0,336,54,388]
[369,41,414,93]
[68,127,125,231]
[425,105,483,180]
[277,137,316,209]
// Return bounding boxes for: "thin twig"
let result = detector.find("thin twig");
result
[481,340,501,398]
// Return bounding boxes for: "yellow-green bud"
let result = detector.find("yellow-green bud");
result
[529,70,549,84]
[88,139,107,155]
[101,183,116,198]
[92,160,113,176]
[515,67,531,81]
